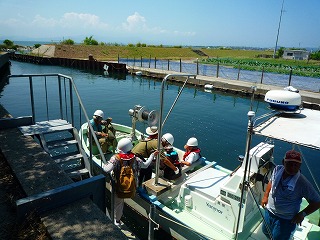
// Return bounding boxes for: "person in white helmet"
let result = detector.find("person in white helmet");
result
[102,137,159,227]
[132,129,179,183]
[88,109,116,154]
[180,137,201,166]
[160,133,180,177]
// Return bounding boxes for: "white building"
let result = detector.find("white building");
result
[283,50,310,60]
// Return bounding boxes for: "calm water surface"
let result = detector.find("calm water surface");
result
[1,61,319,186]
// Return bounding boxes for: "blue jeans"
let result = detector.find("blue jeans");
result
[262,210,296,240]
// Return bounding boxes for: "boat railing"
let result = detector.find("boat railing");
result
[8,73,107,174]
[155,73,196,184]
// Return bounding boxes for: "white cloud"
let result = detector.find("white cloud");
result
[122,12,146,32]
[32,15,57,27]
[0,12,109,38]
[121,12,194,37]
[60,12,108,30]
[173,30,196,37]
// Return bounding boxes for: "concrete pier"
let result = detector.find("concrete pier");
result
[0,105,127,240]
[128,66,320,108]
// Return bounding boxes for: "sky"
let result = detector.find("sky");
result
[0,0,319,49]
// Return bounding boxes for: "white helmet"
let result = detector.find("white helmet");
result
[162,133,174,146]
[93,110,104,119]
[186,137,198,147]
[117,138,133,153]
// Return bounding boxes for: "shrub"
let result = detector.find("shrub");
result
[3,39,14,47]
[83,36,98,45]
[310,51,320,60]
[61,39,75,45]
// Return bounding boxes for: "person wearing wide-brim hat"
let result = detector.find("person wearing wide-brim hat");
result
[145,126,158,136]
[132,126,159,184]
[261,149,320,240]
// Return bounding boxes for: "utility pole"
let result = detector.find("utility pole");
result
[273,0,285,58]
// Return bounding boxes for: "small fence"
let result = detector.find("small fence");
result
[119,57,320,92]
[9,53,127,73]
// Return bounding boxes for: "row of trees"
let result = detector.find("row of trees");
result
[61,36,181,48]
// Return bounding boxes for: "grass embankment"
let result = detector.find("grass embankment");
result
[50,45,320,78]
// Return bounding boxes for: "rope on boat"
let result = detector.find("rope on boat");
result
[147,212,160,230]
[297,146,320,192]
[155,213,215,240]
[247,182,274,240]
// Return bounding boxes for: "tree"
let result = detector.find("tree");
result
[277,47,285,58]
[61,39,75,45]
[3,39,14,47]
[310,50,320,60]
[83,36,98,45]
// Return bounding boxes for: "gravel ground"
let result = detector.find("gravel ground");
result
[0,151,49,240]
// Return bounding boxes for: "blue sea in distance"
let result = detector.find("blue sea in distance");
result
[0,40,57,46]
[1,60,319,190]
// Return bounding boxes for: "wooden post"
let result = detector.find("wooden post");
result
[149,55,151,68]
[140,56,142,67]
[167,59,169,70]
[260,66,264,84]
[216,62,220,78]
[288,68,293,86]
[237,65,241,80]
[196,58,199,75]
[179,58,182,72]
[117,54,119,63]
[155,57,157,69]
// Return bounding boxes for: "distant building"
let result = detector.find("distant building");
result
[283,50,310,60]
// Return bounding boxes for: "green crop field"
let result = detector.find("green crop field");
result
[37,44,320,78]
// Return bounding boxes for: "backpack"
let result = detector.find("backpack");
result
[115,154,136,198]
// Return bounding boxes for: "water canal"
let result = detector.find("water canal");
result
[1,60,319,238]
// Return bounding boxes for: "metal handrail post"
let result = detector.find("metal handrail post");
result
[148,204,155,240]
[155,74,196,185]
[28,76,35,123]
[66,74,107,166]
[58,75,63,120]
[235,111,255,239]
[69,78,74,126]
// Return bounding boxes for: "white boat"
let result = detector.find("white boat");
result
[135,71,143,76]
[79,74,320,240]
[204,83,214,89]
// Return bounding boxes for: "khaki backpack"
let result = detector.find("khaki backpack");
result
[115,155,136,198]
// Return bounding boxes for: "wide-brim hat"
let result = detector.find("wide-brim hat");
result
[146,126,158,135]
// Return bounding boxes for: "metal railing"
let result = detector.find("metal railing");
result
[120,57,320,92]
[8,73,107,174]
